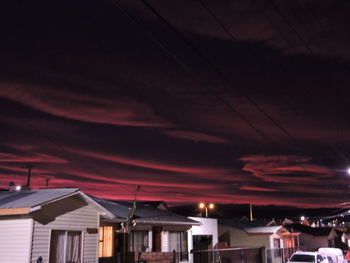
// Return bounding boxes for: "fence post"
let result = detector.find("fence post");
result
[240,249,244,263]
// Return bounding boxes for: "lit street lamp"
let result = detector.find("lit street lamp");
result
[198,202,215,218]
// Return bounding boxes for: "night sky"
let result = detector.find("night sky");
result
[1,0,350,208]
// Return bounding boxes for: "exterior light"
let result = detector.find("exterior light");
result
[300,216,305,221]
[347,168,350,175]
[198,202,215,218]
[15,185,21,191]
[198,202,205,209]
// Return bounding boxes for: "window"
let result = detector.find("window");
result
[49,230,82,263]
[289,254,315,262]
[169,231,188,261]
[273,238,281,248]
[129,231,149,252]
[99,226,114,258]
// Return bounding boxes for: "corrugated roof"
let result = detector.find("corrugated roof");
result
[0,188,79,209]
[93,197,199,225]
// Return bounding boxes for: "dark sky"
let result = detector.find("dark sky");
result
[1,0,350,207]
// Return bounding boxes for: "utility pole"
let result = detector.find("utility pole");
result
[22,165,34,188]
[123,185,141,263]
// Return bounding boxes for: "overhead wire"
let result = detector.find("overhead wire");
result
[108,0,276,144]
[134,0,316,174]
[265,0,350,164]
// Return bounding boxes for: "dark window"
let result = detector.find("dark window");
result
[129,231,149,252]
[290,254,315,262]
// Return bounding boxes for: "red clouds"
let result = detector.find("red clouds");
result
[240,154,335,184]
[0,85,171,128]
[163,130,230,144]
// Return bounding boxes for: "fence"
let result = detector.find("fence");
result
[31,247,298,263]
[192,247,265,263]
[266,247,299,263]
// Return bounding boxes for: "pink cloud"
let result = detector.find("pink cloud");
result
[163,130,230,144]
[0,152,67,164]
[240,186,278,192]
[68,148,226,174]
[0,84,171,127]
[240,154,334,184]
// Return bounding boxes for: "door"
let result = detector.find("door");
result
[193,235,213,263]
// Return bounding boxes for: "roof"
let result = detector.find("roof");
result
[93,197,200,225]
[285,224,333,236]
[219,218,287,234]
[244,226,283,234]
[0,188,114,218]
[0,188,79,209]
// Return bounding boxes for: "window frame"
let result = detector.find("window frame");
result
[169,231,189,261]
[49,229,83,263]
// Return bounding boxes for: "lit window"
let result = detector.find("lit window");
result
[99,226,114,258]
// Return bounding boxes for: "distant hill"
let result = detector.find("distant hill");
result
[170,203,348,221]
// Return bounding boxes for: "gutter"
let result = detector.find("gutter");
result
[134,219,201,226]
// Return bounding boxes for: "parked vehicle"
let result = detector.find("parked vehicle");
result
[288,251,328,263]
[318,247,347,263]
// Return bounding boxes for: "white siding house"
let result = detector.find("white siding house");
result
[0,218,33,263]
[0,188,113,263]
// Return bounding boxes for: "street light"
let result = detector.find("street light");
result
[198,202,215,218]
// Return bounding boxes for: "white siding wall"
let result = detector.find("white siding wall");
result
[0,218,33,263]
[31,201,100,263]
[188,217,218,246]
[218,225,271,248]
[188,217,218,263]
[161,231,169,252]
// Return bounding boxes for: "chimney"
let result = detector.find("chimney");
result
[8,181,15,191]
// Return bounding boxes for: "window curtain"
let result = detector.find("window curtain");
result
[169,231,188,261]
[50,230,66,263]
[131,231,149,252]
[49,230,81,263]
[66,231,81,263]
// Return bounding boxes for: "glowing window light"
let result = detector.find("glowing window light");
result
[98,226,114,258]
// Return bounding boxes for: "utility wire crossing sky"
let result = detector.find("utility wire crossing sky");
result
[1,0,350,208]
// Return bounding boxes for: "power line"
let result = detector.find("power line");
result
[109,0,276,144]
[264,0,350,164]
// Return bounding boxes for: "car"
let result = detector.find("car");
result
[318,247,346,263]
[288,251,329,263]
